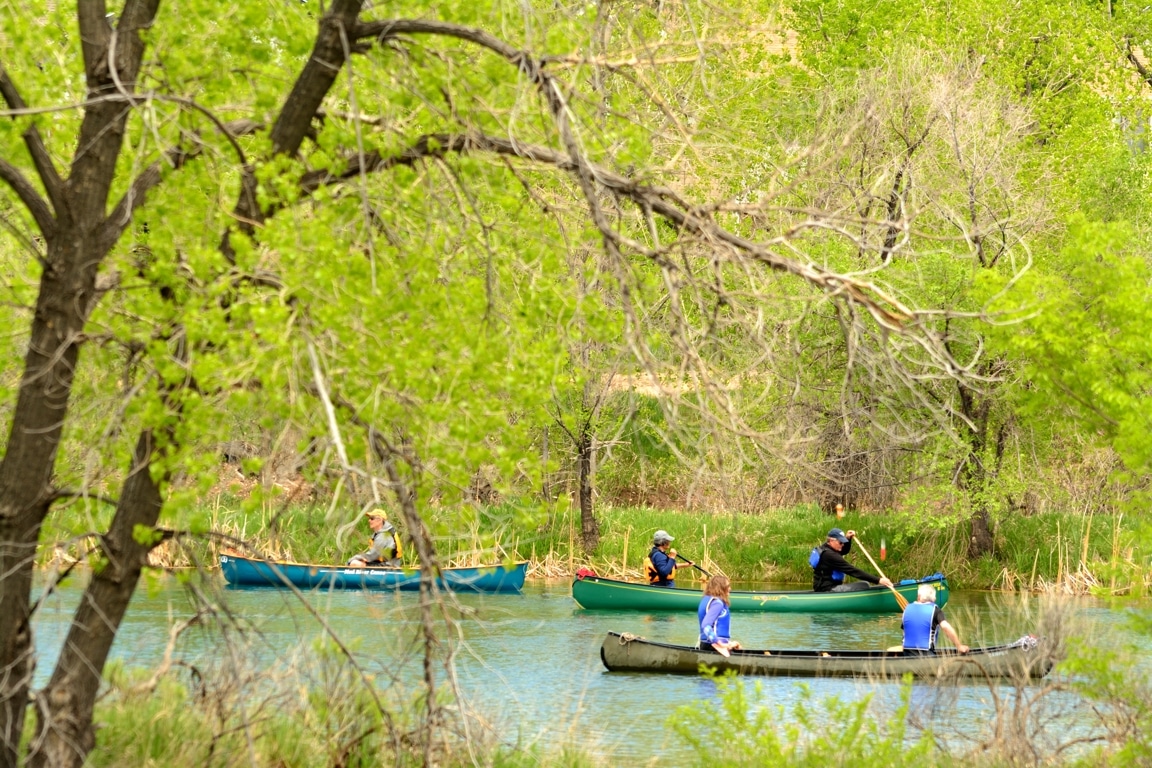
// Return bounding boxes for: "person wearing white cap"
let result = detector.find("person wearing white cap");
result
[645,530,693,587]
[902,583,968,655]
[347,509,402,567]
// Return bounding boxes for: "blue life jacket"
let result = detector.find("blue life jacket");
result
[698,596,732,643]
[903,602,938,650]
[809,546,844,583]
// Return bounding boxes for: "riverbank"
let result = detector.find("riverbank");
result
[42,498,1148,594]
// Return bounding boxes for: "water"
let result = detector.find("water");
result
[28,575,1146,762]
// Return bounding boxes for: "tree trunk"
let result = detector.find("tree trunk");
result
[0,2,161,756]
[955,366,1005,559]
[0,242,104,765]
[969,507,995,557]
[28,430,167,768]
[577,429,599,553]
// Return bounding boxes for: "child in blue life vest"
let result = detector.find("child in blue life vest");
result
[698,574,742,657]
[902,583,969,654]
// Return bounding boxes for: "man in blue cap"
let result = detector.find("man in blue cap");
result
[811,528,893,593]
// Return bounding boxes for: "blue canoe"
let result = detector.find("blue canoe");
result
[219,551,528,593]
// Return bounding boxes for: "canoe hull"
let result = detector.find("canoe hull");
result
[219,553,527,593]
[573,574,948,613]
[599,632,1053,679]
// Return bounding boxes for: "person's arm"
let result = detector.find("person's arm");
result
[668,547,692,568]
[347,539,375,565]
[359,532,391,564]
[938,619,969,654]
[700,599,726,641]
[652,550,677,579]
[821,549,880,584]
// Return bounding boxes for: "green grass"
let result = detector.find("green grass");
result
[36,491,1149,591]
[518,503,1147,591]
[63,657,608,768]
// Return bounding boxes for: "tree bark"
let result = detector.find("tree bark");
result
[28,430,167,768]
[0,2,161,756]
[577,428,600,553]
[223,0,365,258]
[955,360,1006,559]
[2,1,363,762]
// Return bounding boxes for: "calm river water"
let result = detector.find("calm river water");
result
[29,575,1146,763]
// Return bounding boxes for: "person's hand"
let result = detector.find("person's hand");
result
[669,548,678,558]
[347,557,365,567]
[879,577,894,588]
[957,644,970,655]
[845,530,856,539]
[728,640,742,650]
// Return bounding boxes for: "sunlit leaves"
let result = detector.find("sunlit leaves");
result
[996,218,1152,487]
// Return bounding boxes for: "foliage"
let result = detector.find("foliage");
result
[993,219,1152,488]
[74,656,598,768]
[7,0,1152,762]
[1059,608,1152,766]
[667,674,935,767]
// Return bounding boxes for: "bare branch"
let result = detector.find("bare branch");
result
[76,0,113,83]
[0,64,65,232]
[301,131,915,329]
[270,0,366,157]
[356,19,525,62]
[222,0,364,261]
[0,157,54,238]
[69,0,161,221]
[1125,36,1152,89]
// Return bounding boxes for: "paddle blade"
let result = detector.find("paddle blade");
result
[880,538,887,561]
[712,643,731,658]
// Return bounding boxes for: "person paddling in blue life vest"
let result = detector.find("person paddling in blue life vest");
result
[645,530,693,587]
[699,574,742,657]
[902,583,969,655]
[810,528,894,593]
[347,509,402,567]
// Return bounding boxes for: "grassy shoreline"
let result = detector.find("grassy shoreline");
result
[40,499,1149,594]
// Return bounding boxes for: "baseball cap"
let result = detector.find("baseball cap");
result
[827,528,849,543]
[366,509,387,519]
[653,530,674,544]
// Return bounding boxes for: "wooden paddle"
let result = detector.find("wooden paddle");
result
[851,536,908,610]
[675,553,713,578]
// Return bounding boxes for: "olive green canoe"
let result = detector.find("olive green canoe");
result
[599,631,1053,679]
[572,572,948,613]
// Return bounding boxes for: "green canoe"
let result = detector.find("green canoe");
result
[572,572,948,613]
